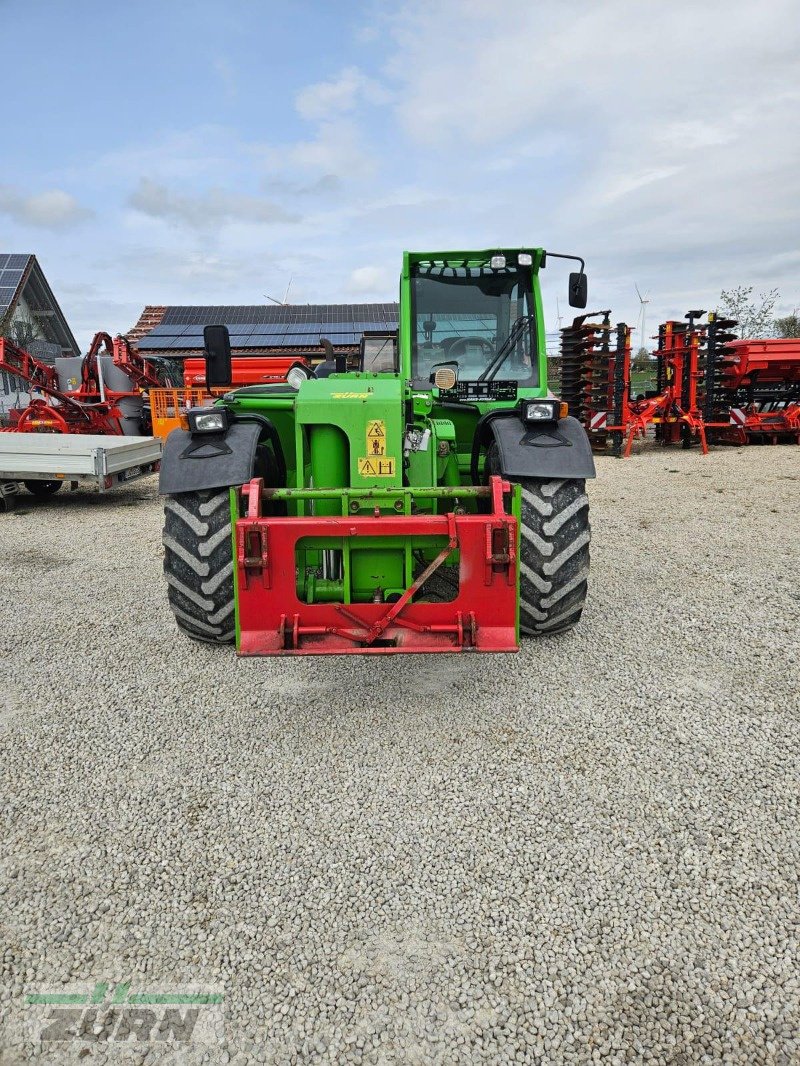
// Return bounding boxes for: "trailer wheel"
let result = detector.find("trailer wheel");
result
[24,480,62,498]
[162,489,235,644]
[487,446,590,636]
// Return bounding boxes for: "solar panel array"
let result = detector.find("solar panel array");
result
[140,303,399,351]
[0,254,32,317]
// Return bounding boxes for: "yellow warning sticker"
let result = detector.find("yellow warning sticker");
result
[366,419,386,456]
[357,456,396,478]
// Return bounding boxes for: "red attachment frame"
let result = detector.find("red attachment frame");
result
[234,475,519,656]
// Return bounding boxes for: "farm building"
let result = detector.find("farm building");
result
[0,253,79,418]
[129,302,399,365]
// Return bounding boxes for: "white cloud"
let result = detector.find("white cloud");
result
[381,0,800,328]
[347,265,394,296]
[295,66,389,121]
[288,120,376,179]
[0,186,92,229]
[128,178,300,229]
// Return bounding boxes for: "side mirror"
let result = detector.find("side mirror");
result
[203,324,232,388]
[568,271,588,309]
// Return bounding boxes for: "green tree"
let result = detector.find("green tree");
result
[774,311,800,338]
[718,286,779,339]
[631,346,652,372]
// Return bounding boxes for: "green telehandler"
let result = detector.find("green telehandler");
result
[159,248,595,654]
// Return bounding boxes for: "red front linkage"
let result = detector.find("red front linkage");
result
[234,475,519,655]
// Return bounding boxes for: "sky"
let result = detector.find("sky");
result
[2,0,799,351]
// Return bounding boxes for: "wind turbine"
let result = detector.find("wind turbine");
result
[635,283,650,352]
[264,276,293,305]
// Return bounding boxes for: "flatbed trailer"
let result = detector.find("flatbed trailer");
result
[0,433,161,496]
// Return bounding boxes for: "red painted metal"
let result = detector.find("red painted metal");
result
[707,337,800,445]
[608,320,712,456]
[719,338,800,392]
[183,355,311,387]
[235,475,519,656]
[0,333,160,436]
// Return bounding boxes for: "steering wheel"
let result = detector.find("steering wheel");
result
[448,336,494,360]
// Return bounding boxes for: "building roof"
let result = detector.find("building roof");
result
[0,254,80,357]
[130,302,399,356]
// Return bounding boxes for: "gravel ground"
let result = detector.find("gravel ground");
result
[0,445,798,1065]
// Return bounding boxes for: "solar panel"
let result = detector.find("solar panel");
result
[137,336,181,351]
[140,302,401,352]
[0,255,30,312]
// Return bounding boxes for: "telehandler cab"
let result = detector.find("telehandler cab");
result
[159,248,595,654]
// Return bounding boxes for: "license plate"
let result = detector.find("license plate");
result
[121,466,142,481]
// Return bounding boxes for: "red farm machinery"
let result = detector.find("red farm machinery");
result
[561,310,800,455]
[0,331,162,437]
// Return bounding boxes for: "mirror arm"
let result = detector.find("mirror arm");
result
[541,251,586,277]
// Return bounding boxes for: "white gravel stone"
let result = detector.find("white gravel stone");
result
[0,446,798,1064]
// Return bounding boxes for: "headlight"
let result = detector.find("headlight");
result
[287,365,310,390]
[188,407,229,434]
[523,401,567,422]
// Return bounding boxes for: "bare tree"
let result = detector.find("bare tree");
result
[718,286,779,339]
[0,307,43,349]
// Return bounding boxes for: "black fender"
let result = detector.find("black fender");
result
[158,423,261,495]
[473,413,596,481]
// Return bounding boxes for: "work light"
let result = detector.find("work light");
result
[187,408,229,434]
[523,401,567,423]
[490,255,506,269]
[518,253,533,266]
[287,363,312,390]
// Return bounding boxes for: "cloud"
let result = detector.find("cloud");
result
[263,173,342,197]
[346,265,394,296]
[0,186,92,229]
[288,120,376,179]
[128,178,300,228]
[295,66,389,121]
[381,0,800,328]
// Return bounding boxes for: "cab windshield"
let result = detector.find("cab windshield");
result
[411,264,537,386]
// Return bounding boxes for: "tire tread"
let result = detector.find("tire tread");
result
[163,489,235,644]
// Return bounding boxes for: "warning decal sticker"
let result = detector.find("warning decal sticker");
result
[366,419,386,455]
[357,457,396,477]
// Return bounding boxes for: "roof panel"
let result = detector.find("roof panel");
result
[138,302,400,351]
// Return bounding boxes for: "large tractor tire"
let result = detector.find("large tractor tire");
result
[487,446,590,636]
[162,489,235,644]
[514,477,590,636]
